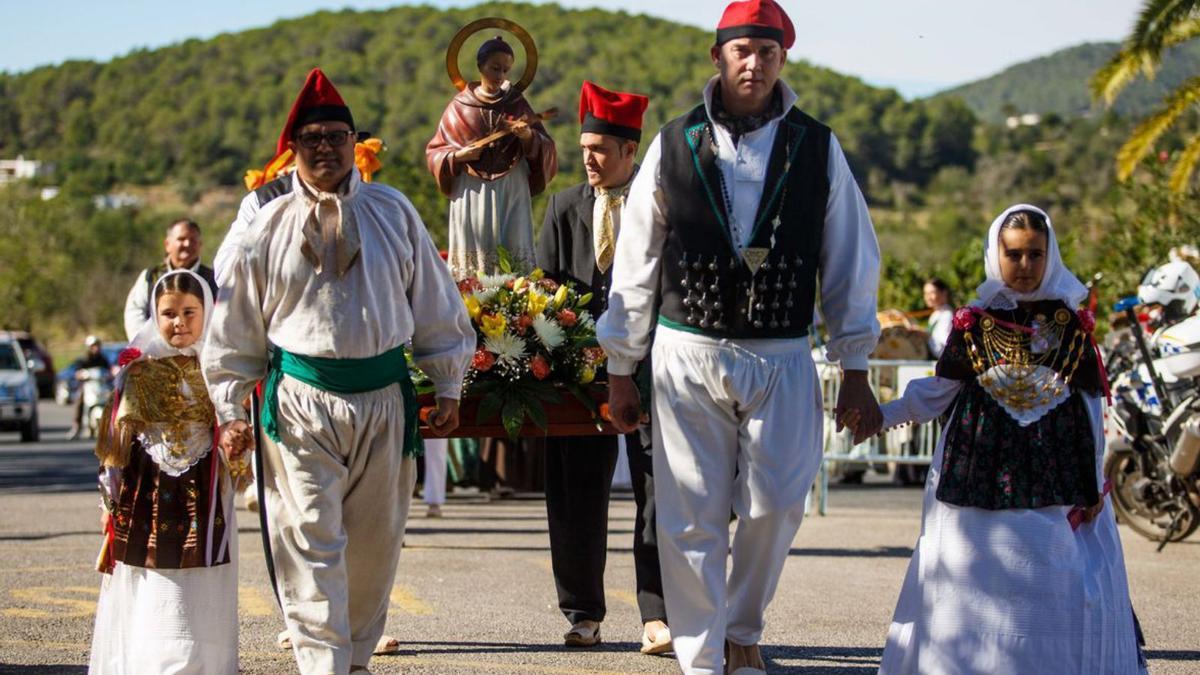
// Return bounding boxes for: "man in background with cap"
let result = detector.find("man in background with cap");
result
[203,68,474,675]
[536,81,671,656]
[597,1,882,672]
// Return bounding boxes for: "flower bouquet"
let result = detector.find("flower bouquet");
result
[415,251,615,439]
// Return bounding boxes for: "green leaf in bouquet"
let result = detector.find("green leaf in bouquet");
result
[531,383,561,404]
[576,292,593,308]
[497,245,514,274]
[476,391,505,425]
[501,398,525,439]
[565,382,601,417]
[524,398,549,430]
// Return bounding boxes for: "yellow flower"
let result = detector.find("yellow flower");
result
[526,290,550,316]
[480,313,507,339]
[464,295,482,321]
[578,367,595,384]
[529,268,545,281]
[552,284,570,310]
[512,277,528,293]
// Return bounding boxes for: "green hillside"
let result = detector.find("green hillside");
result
[2,2,1193,341]
[937,41,1200,123]
[0,2,974,221]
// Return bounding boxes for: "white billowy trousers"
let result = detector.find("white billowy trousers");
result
[263,377,417,675]
[423,438,449,505]
[651,325,824,675]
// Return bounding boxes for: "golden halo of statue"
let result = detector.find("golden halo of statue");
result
[446,17,539,93]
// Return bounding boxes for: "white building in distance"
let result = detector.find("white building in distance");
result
[0,155,54,185]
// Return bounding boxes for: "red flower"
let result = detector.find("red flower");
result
[472,350,496,372]
[457,278,482,294]
[514,315,533,335]
[952,307,976,331]
[538,278,560,292]
[530,354,551,380]
[583,347,606,364]
[557,309,577,327]
[117,347,143,367]
[1077,309,1096,333]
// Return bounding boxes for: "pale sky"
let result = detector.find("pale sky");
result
[0,0,1143,97]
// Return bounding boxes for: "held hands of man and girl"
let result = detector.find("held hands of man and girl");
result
[216,398,462,460]
[608,370,882,444]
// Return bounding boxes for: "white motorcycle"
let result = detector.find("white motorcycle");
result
[77,367,114,439]
[1105,266,1200,549]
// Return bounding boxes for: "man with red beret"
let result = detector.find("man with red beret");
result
[203,68,474,675]
[536,80,671,656]
[597,1,883,673]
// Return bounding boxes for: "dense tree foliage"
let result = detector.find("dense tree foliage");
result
[0,2,1195,346]
[0,3,975,220]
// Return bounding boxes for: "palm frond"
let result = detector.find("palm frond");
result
[1168,130,1200,193]
[1092,0,1200,104]
[1116,75,1200,180]
[1129,0,1200,56]
[1091,48,1151,105]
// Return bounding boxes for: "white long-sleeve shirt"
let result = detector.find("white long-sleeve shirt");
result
[213,191,263,287]
[202,169,475,424]
[597,77,881,374]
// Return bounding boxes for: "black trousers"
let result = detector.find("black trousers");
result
[544,431,667,625]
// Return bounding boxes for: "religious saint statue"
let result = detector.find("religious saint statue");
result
[426,20,558,278]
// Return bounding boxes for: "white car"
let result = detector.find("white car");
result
[0,337,39,442]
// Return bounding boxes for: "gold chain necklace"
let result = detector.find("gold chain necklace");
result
[964,307,1088,411]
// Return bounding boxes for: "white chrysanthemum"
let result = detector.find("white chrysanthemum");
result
[471,288,498,305]
[532,314,566,350]
[478,272,516,289]
[484,333,526,365]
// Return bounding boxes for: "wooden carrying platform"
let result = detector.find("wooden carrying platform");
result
[416,387,617,438]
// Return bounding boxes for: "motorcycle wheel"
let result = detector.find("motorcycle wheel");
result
[1105,451,1200,543]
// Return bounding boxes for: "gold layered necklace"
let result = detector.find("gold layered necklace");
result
[121,357,216,457]
[964,307,1089,411]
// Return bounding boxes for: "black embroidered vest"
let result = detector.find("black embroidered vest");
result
[657,104,830,339]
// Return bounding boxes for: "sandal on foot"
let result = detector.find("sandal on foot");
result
[373,634,401,656]
[563,620,601,648]
[640,621,673,655]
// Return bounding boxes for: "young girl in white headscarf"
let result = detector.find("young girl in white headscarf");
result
[89,269,249,674]
[874,205,1145,674]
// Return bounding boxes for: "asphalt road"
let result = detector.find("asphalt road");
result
[0,402,1197,674]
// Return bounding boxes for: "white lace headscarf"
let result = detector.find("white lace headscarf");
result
[122,269,214,377]
[974,204,1088,310]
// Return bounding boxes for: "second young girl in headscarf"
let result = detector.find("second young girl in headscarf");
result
[872,205,1145,674]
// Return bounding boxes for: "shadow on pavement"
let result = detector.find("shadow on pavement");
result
[1147,649,1200,661]
[0,666,87,674]
[0,447,97,494]
[788,546,913,558]
[381,639,644,655]
[766,644,883,673]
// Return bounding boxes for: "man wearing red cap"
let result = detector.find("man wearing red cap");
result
[203,68,475,675]
[597,1,883,673]
[536,81,671,655]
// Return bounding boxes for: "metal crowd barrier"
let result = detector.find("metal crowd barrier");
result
[812,359,940,515]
